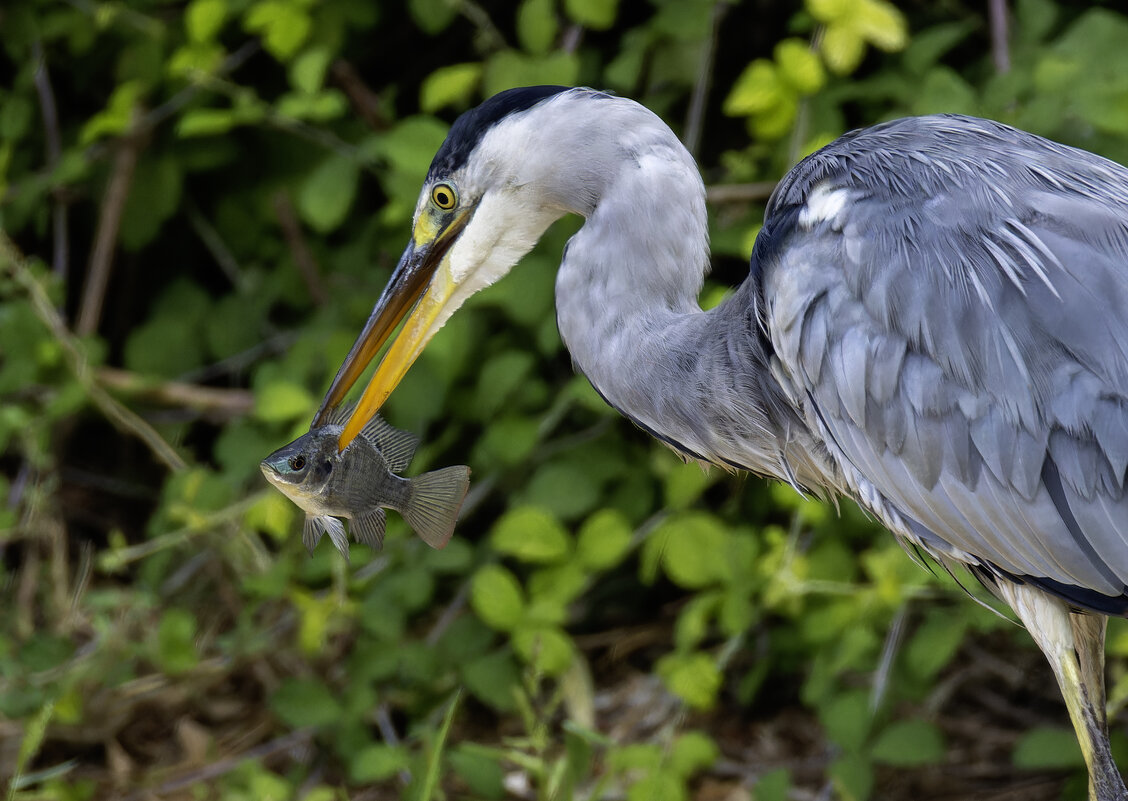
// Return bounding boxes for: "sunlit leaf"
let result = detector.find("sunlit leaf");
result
[471,565,526,631]
[186,0,227,42]
[298,154,359,233]
[420,63,482,112]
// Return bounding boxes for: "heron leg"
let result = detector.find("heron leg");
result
[996,582,1127,801]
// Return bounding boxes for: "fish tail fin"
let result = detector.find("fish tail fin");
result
[352,508,387,550]
[404,466,471,549]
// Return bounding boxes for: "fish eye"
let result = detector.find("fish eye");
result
[289,455,306,471]
[431,182,457,210]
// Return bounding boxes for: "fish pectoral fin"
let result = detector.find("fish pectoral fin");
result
[352,509,387,549]
[362,416,419,473]
[403,465,471,549]
[320,515,350,561]
[303,516,325,554]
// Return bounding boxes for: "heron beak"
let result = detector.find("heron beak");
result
[313,209,468,451]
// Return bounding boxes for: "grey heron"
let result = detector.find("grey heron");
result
[314,86,1128,799]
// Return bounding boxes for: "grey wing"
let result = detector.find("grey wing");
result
[761,114,1128,610]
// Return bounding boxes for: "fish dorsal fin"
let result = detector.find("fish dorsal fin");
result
[322,401,356,428]
[362,416,418,473]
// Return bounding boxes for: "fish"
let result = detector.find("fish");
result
[260,406,470,558]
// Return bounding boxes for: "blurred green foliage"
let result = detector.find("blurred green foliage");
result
[3,0,1128,799]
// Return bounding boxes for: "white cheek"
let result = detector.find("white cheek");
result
[446,190,556,289]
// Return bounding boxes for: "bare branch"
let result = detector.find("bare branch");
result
[1,234,187,472]
[272,191,329,307]
[76,117,144,337]
[989,0,1011,74]
[684,1,730,159]
[32,40,69,282]
[95,367,255,421]
[330,60,390,131]
[705,181,777,204]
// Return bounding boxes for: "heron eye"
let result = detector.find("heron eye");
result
[288,455,306,471]
[431,183,457,210]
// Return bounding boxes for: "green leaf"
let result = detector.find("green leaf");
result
[177,107,236,137]
[661,460,714,509]
[576,509,632,570]
[244,492,296,541]
[270,677,343,727]
[512,624,574,675]
[420,63,482,112]
[289,46,332,93]
[1012,726,1084,770]
[869,719,945,766]
[753,768,791,801]
[904,613,967,681]
[462,649,520,712]
[244,0,311,61]
[774,39,825,95]
[155,609,199,674]
[652,512,732,589]
[483,50,580,97]
[517,0,558,54]
[349,744,410,783]
[656,651,722,710]
[628,772,685,801]
[409,0,458,34]
[820,24,865,74]
[298,155,359,233]
[471,564,526,631]
[724,60,782,116]
[186,0,227,42]
[818,689,873,750]
[491,506,571,562]
[521,461,601,521]
[80,80,144,145]
[449,746,506,798]
[854,0,907,51]
[670,730,719,777]
[564,0,616,30]
[475,350,535,416]
[254,380,316,422]
[120,154,183,250]
[829,752,873,801]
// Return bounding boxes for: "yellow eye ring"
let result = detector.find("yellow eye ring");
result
[431,183,457,210]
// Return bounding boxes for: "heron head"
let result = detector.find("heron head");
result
[317,86,609,449]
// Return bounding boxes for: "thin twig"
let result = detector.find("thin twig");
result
[458,0,507,51]
[683,1,729,159]
[705,181,777,204]
[330,60,389,131]
[95,366,255,420]
[989,0,1010,74]
[560,23,583,54]
[1,41,259,209]
[31,40,68,282]
[119,728,314,801]
[272,191,329,307]
[177,331,298,384]
[871,604,908,712]
[76,115,144,336]
[1,234,187,472]
[186,202,245,290]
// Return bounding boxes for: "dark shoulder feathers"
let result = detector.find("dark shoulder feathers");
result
[426,86,573,179]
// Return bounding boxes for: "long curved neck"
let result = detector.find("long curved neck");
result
[553,123,823,485]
